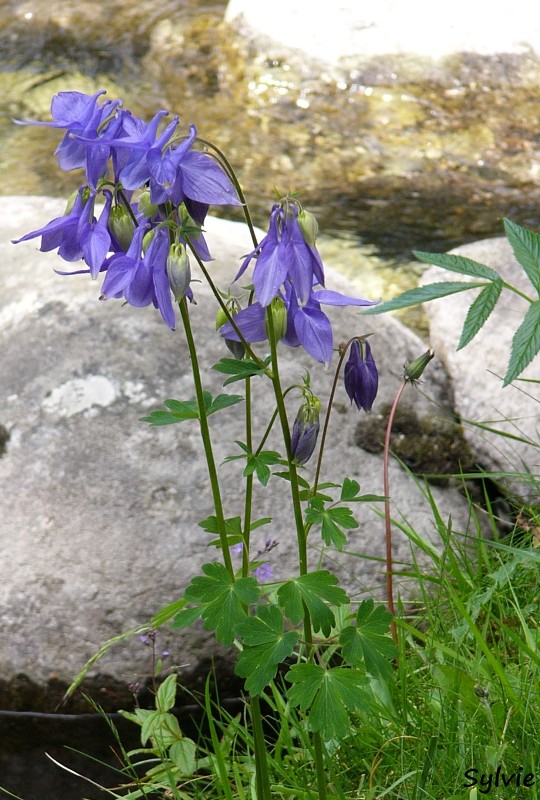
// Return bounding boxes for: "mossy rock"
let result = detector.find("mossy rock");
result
[353,403,475,485]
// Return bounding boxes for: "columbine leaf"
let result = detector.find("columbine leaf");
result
[362,281,488,315]
[504,299,540,386]
[458,279,503,350]
[277,571,349,636]
[183,562,260,645]
[305,500,358,552]
[207,393,243,415]
[340,599,397,680]
[235,605,299,695]
[412,250,501,280]
[243,450,283,486]
[503,218,540,295]
[340,477,360,501]
[212,357,271,385]
[140,397,200,425]
[286,664,370,740]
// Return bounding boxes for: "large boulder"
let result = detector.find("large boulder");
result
[421,237,540,503]
[1,197,471,685]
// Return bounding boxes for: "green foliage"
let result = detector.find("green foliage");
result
[339,599,397,679]
[277,570,349,636]
[305,497,358,551]
[285,663,370,739]
[140,391,243,425]
[505,299,540,385]
[224,440,284,486]
[235,605,299,694]
[212,356,272,385]
[199,513,272,548]
[503,217,540,294]
[179,562,260,645]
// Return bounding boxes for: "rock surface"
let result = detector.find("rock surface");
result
[1,197,470,684]
[422,237,540,502]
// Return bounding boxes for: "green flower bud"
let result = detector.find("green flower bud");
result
[108,204,135,251]
[167,243,191,301]
[404,349,435,383]
[216,303,245,359]
[138,189,159,219]
[265,297,288,341]
[142,228,156,253]
[297,209,319,246]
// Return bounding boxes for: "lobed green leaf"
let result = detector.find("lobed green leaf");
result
[277,570,349,636]
[340,600,397,679]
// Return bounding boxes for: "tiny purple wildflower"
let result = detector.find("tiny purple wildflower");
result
[253,563,273,582]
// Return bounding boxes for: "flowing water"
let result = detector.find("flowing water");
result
[2,0,540,320]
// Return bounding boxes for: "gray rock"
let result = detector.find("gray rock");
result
[422,236,540,502]
[1,196,472,685]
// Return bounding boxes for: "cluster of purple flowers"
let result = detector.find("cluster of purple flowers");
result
[218,200,380,366]
[13,90,381,413]
[13,90,241,328]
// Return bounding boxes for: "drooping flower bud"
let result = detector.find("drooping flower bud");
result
[344,338,378,412]
[108,204,134,251]
[291,395,321,466]
[265,297,288,341]
[403,349,435,383]
[167,242,191,302]
[217,303,245,360]
[297,208,319,246]
[142,228,155,253]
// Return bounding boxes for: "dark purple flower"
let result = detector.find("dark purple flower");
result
[290,396,321,465]
[344,339,379,412]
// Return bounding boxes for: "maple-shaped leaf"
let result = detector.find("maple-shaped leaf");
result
[340,599,397,679]
[182,562,260,645]
[277,570,349,637]
[286,663,370,740]
[235,605,299,695]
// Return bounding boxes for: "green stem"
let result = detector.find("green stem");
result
[265,310,327,800]
[501,280,536,305]
[383,380,406,644]
[178,298,233,577]
[242,378,254,578]
[250,694,272,800]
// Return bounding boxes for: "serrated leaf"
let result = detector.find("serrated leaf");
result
[458,279,503,350]
[503,218,540,294]
[340,600,397,679]
[306,502,358,552]
[362,281,487,315]
[285,664,370,740]
[183,562,260,645]
[412,251,501,280]
[235,605,299,694]
[199,516,242,535]
[340,477,360,501]
[243,450,283,486]
[321,517,348,550]
[504,299,540,386]
[207,393,243,415]
[277,571,349,636]
[156,674,177,713]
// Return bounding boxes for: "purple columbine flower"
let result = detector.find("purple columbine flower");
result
[344,338,379,412]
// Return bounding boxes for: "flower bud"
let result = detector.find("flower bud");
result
[403,349,435,383]
[344,338,378,413]
[138,188,159,219]
[142,228,156,253]
[167,242,191,301]
[291,396,321,466]
[108,204,134,251]
[217,303,245,360]
[265,297,288,341]
[297,209,319,246]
